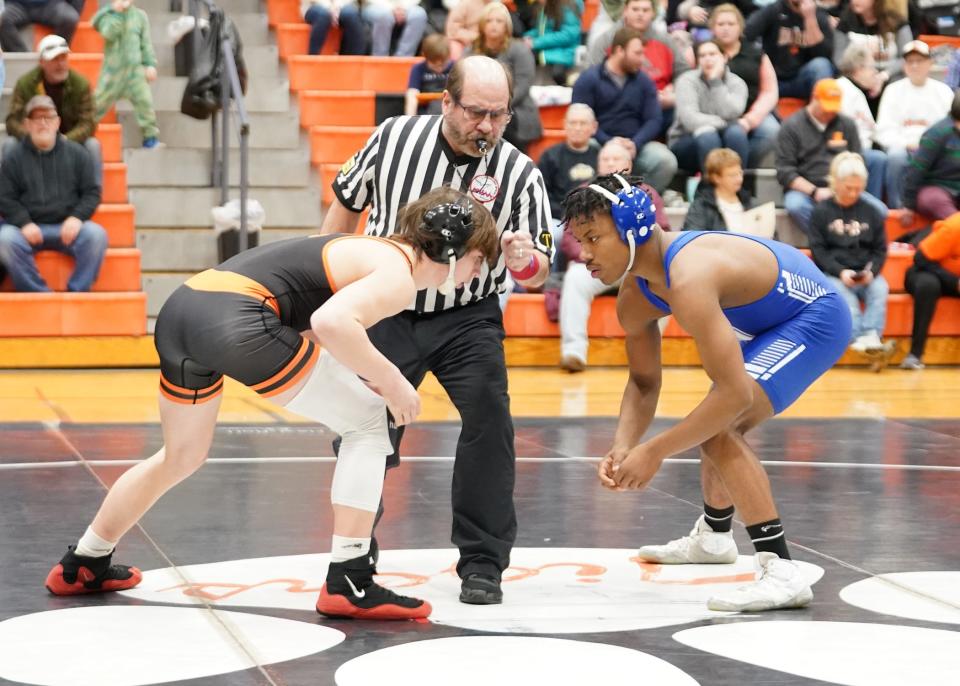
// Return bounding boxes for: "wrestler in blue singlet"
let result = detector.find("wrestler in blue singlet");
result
[636,231,852,413]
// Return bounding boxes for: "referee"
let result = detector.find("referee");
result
[321,55,554,604]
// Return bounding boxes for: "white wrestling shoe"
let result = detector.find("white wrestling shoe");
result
[637,515,738,564]
[707,552,813,612]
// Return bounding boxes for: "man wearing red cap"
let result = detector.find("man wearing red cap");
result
[775,77,887,234]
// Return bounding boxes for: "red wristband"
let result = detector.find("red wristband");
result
[509,254,539,281]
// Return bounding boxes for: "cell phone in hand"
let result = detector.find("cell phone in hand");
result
[851,262,873,282]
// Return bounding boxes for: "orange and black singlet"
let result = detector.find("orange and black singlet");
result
[153,235,411,404]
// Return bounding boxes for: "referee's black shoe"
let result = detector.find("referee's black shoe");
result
[460,573,503,605]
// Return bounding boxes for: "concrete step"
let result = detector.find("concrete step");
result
[131,186,322,227]
[125,147,311,187]
[119,109,301,148]
[4,54,47,85]
[140,0,262,14]
[139,227,316,273]
[156,44,282,78]
[120,76,291,113]
[150,12,270,48]
[663,205,804,246]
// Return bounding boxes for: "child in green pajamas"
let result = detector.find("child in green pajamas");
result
[92,0,160,148]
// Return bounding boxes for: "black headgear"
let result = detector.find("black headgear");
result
[421,201,474,264]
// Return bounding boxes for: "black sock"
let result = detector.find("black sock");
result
[703,503,735,533]
[746,518,790,559]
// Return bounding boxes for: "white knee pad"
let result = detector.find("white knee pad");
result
[330,431,388,512]
[283,350,392,512]
[284,349,391,440]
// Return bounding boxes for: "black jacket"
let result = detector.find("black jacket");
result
[681,182,753,232]
[0,135,101,227]
[808,197,887,277]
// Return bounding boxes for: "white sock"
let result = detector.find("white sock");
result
[75,526,116,558]
[331,535,370,563]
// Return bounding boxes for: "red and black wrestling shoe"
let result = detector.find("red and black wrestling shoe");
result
[45,546,142,596]
[316,553,431,620]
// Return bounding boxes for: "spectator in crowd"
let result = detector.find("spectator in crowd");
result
[92,0,161,149]
[5,35,102,186]
[709,4,780,167]
[836,43,880,150]
[522,0,582,86]
[876,40,955,209]
[745,0,834,99]
[0,96,106,293]
[587,0,692,131]
[900,91,960,223]
[833,0,912,84]
[363,0,428,56]
[0,0,79,53]
[676,0,754,36]
[558,142,669,371]
[539,103,600,230]
[465,2,542,152]
[776,78,887,234]
[572,27,678,192]
[405,33,453,115]
[302,0,365,55]
[668,38,748,175]
[808,152,890,354]
[901,211,960,369]
[682,147,756,231]
[446,0,496,59]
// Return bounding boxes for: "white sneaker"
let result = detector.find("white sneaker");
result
[850,331,883,353]
[637,515,738,564]
[707,552,813,612]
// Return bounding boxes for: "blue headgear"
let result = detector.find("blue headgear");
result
[588,174,658,278]
[421,201,474,295]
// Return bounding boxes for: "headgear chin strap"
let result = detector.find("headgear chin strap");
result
[588,174,656,280]
[421,201,474,295]
[437,255,457,296]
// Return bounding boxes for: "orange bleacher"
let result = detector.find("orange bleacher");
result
[0,0,145,338]
[289,55,418,92]
[34,22,103,54]
[310,126,375,166]
[300,91,377,128]
[527,129,566,164]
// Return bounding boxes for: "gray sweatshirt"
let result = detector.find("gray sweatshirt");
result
[667,68,747,144]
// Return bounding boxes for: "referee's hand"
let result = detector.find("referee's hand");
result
[501,230,536,273]
[379,373,421,427]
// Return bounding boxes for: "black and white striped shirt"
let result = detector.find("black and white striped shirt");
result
[332,115,555,313]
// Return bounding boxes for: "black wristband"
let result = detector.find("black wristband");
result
[809,186,818,198]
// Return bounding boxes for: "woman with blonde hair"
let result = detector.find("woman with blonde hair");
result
[808,151,891,354]
[464,2,543,151]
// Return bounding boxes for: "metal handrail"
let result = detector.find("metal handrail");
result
[188,0,252,249]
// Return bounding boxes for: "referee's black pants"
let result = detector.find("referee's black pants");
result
[368,295,517,580]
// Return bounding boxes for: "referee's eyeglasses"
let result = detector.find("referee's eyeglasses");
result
[452,97,513,127]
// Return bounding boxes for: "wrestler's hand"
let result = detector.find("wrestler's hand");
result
[612,442,663,491]
[379,373,421,427]
[598,447,629,491]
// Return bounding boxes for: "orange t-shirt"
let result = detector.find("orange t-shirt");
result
[919,212,960,276]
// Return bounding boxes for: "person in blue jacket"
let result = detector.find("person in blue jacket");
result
[523,0,583,85]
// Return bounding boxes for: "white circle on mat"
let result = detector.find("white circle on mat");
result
[0,606,344,686]
[119,548,824,634]
[839,572,960,624]
[673,621,960,686]
[335,636,700,686]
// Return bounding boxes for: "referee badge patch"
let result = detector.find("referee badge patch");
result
[469,175,499,204]
[340,154,356,176]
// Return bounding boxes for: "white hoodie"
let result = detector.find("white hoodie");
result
[875,77,955,151]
